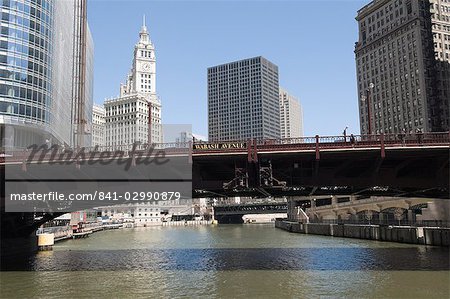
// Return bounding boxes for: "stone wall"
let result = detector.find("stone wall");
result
[275,220,450,246]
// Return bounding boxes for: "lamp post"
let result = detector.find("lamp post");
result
[343,126,348,143]
[361,83,375,136]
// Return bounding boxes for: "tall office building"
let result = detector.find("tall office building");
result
[208,56,280,141]
[175,131,192,143]
[92,103,105,147]
[0,0,94,148]
[105,17,162,148]
[355,0,449,134]
[279,88,303,139]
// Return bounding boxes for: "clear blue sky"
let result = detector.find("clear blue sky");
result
[88,0,367,137]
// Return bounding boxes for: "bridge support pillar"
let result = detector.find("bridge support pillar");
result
[1,234,38,263]
[331,195,338,207]
[407,210,413,222]
[287,198,298,221]
[37,233,54,251]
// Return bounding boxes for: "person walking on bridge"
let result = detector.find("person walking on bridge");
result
[350,134,356,147]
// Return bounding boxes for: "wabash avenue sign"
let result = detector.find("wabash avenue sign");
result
[193,142,247,150]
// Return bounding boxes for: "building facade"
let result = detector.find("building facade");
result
[175,132,207,143]
[0,0,94,149]
[175,131,192,143]
[279,87,303,139]
[355,0,450,135]
[99,199,196,227]
[105,17,161,148]
[92,103,105,147]
[208,56,280,141]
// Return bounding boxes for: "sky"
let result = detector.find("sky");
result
[88,0,367,138]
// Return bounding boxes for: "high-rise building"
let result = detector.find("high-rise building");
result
[355,0,450,135]
[279,88,303,139]
[175,131,192,143]
[105,17,162,148]
[92,104,105,147]
[0,0,94,148]
[208,56,280,141]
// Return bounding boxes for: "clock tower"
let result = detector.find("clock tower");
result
[120,15,157,97]
[108,16,162,148]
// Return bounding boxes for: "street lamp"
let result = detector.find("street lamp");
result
[361,83,375,136]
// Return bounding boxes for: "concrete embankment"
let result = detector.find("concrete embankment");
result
[275,219,450,246]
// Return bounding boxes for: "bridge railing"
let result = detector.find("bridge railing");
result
[1,142,192,163]
[37,225,72,235]
[1,132,449,164]
[81,142,191,153]
[255,132,450,152]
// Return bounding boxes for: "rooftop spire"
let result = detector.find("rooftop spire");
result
[141,14,147,33]
[139,14,149,43]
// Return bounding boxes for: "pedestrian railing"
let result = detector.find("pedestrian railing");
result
[1,132,449,164]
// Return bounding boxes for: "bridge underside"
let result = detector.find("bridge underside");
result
[0,146,448,237]
[214,203,287,224]
[192,148,449,199]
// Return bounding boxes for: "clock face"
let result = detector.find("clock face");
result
[141,63,151,72]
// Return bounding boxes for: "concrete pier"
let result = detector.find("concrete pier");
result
[275,219,450,246]
[37,233,54,251]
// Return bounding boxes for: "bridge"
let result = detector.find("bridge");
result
[213,202,287,224]
[298,196,447,224]
[1,132,449,236]
[307,196,432,220]
[192,133,449,199]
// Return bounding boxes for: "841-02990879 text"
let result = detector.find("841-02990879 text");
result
[97,191,181,201]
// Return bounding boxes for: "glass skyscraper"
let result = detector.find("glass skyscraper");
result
[0,0,93,149]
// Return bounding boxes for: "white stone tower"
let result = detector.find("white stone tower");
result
[105,16,162,148]
[121,15,157,98]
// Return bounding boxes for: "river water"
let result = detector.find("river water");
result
[1,224,449,298]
